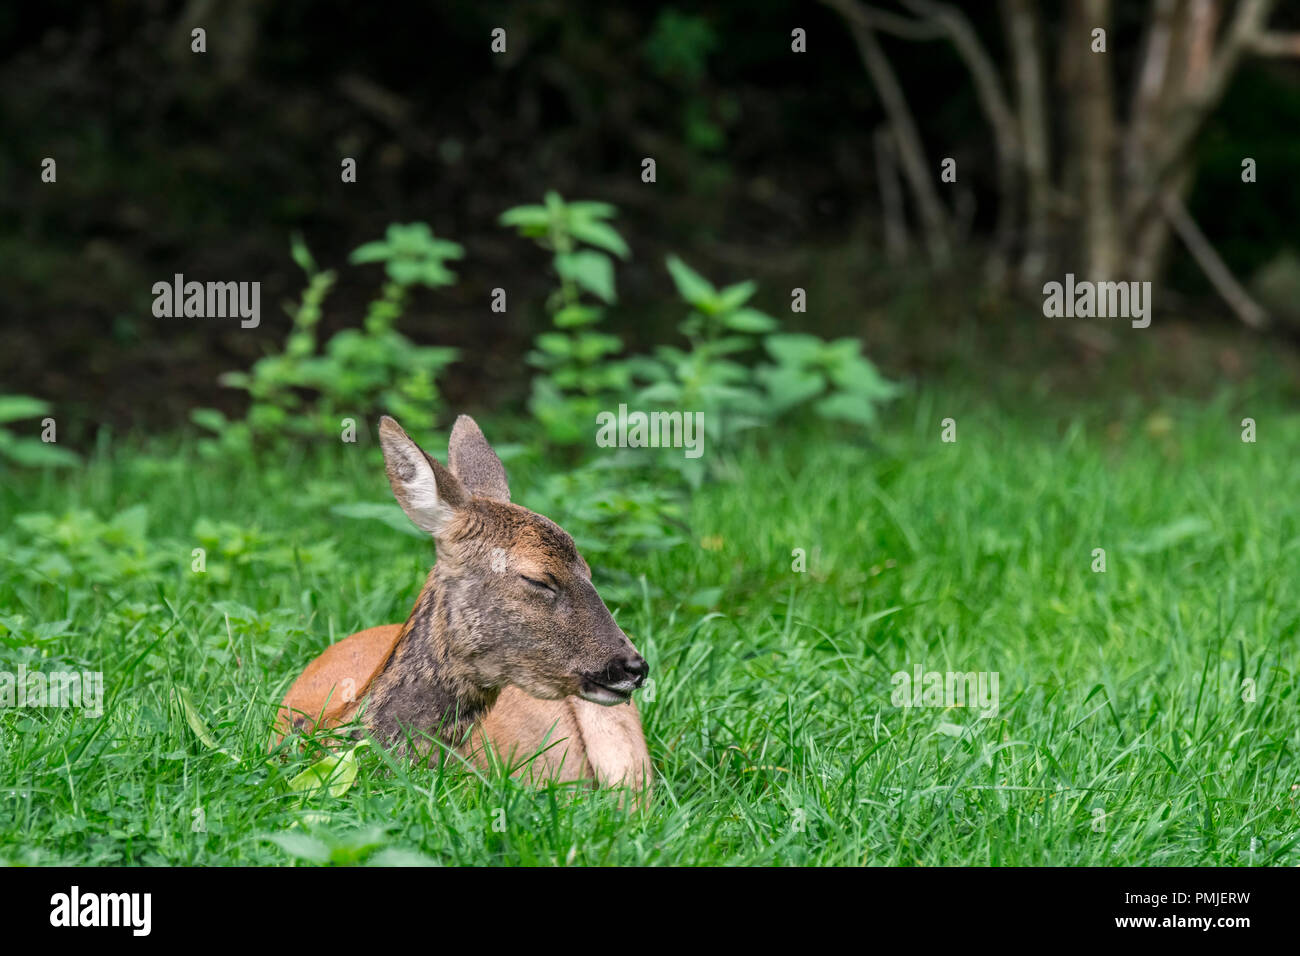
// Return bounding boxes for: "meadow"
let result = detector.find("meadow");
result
[2,385,1296,866]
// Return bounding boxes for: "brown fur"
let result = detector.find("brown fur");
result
[275,415,652,797]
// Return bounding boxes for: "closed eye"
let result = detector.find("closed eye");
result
[520,575,555,593]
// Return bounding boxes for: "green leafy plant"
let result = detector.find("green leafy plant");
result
[500,192,632,445]
[6,505,169,585]
[349,222,464,289]
[757,334,902,426]
[0,395,80,468]
[194,228,462,451]
[630,256,777,475]
[626,256,900,485]
[525,455,688,603]
[652,255,900,424]
[499,196,898,493]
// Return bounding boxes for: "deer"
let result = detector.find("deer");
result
[274,414,652,797]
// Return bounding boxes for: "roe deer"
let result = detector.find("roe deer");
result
[275,414,652,795]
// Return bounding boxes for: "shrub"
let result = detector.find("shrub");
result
[193,227,462,453]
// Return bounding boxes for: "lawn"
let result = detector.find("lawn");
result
[1,387,1297,865]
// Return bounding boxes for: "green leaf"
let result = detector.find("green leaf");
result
[566,200,618,220]
[665,255,716,307]
[535,332,573,357]
[757,364,825,410]
[388,222,433,246]
[636,382,684,403]
[717,281,757,312]
[830,355,902,401]
[0,395,50,424]
[623,355,670,382]
[556,250,617,304]
[348,241,392,265]
[289,742,367,799]
[290,231,318,276]
[572,332,622,362]
[189,408,228,434]
[172,687,240,763]
[709,335,759,356]
[428,239,465,261]
[267,832,333,865]
[498,204,550,228]
[569,219,631,260]
[764,333,825,367]
[721,307,778,333]
[820,337,864,366]
[553,305,604,328]
[0,439,81,468]
[109,503,150,541]
[323,826,391,865]
[813,391,878,426]
[387,260,425,285]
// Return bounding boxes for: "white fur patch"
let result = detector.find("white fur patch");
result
[392,442,454,535]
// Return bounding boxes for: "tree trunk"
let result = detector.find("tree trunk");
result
[1073,0,1120,280]
[826,0,1293,324]
[1002,0,1051,285]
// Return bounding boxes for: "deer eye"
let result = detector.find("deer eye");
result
[520,575,555,593]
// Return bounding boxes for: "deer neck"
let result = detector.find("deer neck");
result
[362,566,499,753]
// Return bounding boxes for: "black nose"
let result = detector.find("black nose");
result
[616,655,649,687]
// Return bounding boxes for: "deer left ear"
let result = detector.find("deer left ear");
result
[379,416,469,536]
[448,414,511,502]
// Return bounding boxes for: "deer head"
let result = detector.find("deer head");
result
[377,414,648,707]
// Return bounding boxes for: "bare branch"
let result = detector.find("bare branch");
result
[873,126,910,264]
[900,1,1019,151]
[821,0,1019,169]
[1124,0,1277,233]
[1196,0,1273,105]
[1162,193,1268,329]
[900,1,1019,152]
[822,0,942,41]
[822,0,952,265]
[901,0,1020,280]
[1248,32,1300,56]
[1183,0,1221,87]
[825,0,1019,276]
[1124,0,1177,187]
[1153,2,1273,179]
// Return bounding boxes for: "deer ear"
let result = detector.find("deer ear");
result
[448,414,511,502]
[378,416,468,536]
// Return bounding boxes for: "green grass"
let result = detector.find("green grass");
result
[1,388,1298,865]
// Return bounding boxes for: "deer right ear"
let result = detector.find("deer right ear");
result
[378,416,468,536]
[448,414,511,502]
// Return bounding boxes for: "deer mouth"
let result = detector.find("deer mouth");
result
[578,677,636,706]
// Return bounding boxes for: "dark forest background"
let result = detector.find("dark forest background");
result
[3,0,1300,438]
